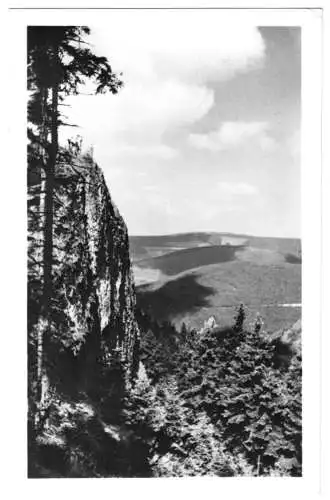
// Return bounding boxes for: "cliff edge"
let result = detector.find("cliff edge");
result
[28,151,140,476]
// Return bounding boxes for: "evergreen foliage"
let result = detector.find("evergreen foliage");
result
[136,306,302,476]
[233,302,246,333]
[122,368,245,476]
[29,281,302,478]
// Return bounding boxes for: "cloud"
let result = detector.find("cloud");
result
[288,129,300,162]
[89,15,265,86]
[106,143,178,160]
[189,121,276,152]
[217,181,258,196]
[63,79,214,161]
[61,17,266,164]
[139,20,265,85]
[99,80,214,134]
[143,184,159,192]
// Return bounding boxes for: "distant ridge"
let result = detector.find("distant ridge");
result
[129,232,301,263]
[130,231,301,240]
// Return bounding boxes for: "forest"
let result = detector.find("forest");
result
[27,26,302,478]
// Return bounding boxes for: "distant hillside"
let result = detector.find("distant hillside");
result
[136,245,243,276]
[130,232,301,333]
[136,260,301,333]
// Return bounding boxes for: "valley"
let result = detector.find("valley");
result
[130,232,301,332]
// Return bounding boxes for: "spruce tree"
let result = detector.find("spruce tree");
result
[27,25,123,425]
[233,302,246,333]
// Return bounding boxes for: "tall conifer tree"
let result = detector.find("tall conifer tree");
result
[27,26,123,422]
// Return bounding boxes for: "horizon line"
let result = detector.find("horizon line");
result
[128,230,301,240]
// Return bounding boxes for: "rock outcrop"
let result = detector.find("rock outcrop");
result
[271,319,301,367]
[28,150,140,404]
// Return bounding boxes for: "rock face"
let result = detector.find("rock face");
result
[202,316,218,331]
[271,319,301,368]
[280,318,301,348]
[28,151,140,402]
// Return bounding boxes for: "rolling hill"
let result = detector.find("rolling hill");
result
[130,232,300,261]
[129,232,301,333]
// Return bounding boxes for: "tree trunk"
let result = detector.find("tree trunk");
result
[36,67,59,419]
[35,86,47,412]
[43,82,57,311]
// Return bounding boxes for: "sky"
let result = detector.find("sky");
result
[60,12,301,238]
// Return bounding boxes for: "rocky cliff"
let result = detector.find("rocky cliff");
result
[28,150,140,408]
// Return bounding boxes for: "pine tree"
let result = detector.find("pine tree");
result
[180,321,188,339]
[233,302,246,333]
[122,362,160,476]
[174,317,302,475]
[27,26,123,426]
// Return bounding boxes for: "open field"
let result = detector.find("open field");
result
[130,232,301,333]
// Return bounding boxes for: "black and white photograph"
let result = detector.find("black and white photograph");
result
[4,2,326,490]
